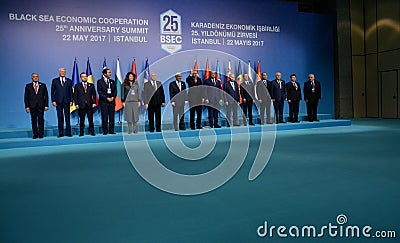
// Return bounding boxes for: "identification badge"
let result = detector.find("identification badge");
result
[131,90,135,95]
[107,88,112,94]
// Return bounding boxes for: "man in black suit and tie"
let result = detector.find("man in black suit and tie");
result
[144,72,165,132]
[51,67,73,137]
[169,73,187,131]
[304,73,321,122]
[97,68,117,135]
[74,72,97,136]
[186,70,204,130]
[286,74,302,123]
[24,73,49,139]
[256,72,272,125]
[271,72,287,123]
[224,74,241,127]
[204,71,222,128]
[240,73,255,126]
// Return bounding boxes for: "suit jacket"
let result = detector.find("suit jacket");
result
[143,80,165,106]
[169,81,187,106]
[270,79,286,101]
[204,78,222,104]
[286,81,302,102]
[240,81,255,102]
[51,77,73,104]
[73,82,96,109]
[304,80,321,101]
[256,80,271,101]
[185,75,203,103]
[24,82,49,109]
[224,81,240,103]
[97,77,117,104]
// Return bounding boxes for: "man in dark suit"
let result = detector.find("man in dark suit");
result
[303,73,321,122]
[204,71,222,128]
[224,74,240,127]
[97,68,117,135]
[271,72,287,123]
[186,70,204,130]
[51,67,73,137]
[286,74,302,123]
[144,72,165,132]
[24,73,49,139]
[256,72,272,125]
[169,72,187,131]
[74,72,97,136]
[240,73,255,126]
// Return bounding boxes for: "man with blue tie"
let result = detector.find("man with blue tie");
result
[24,73,49,139]
[204,71,222,128]
[97,68,117,135]
[74,72,97,136]
[51,67,73,137]
[224,74,240,127]
[271,72,287,123]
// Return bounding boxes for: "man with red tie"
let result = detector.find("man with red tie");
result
[74,72,97,136]
[24,73,49,139]
[304,73,321,122]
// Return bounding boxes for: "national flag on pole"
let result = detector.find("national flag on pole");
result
[131,59,137,76]
[247,60,253,82]
[237,61,243,103]
[103,57,107,69]
[193,59,198,74]
[204,59,210,81]
[256,60,261,82]
[216,60,222,83]
[86,58,98,105]
[226,59,232,82]
[114,58,124,111]
[143,58,150,83]
[70,58,79,113]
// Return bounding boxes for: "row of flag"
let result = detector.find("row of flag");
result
[69,58,264,113]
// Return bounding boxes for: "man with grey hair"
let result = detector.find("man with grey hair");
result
[270,72,286,123]
[169,72,187,131]
[144,72,165,132]
[223,73,240,127]
[51,67,73,137]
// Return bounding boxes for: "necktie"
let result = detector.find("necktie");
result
[213,79,216,85]
[231,82,235,90]
[194,77,197,84]
[177,81,181,91]
[153,81,157,90]
[293,82,297,89]
[278,80,281,89]
[61,77,65,86]
[84,83,87,93]
[34,83,38,94]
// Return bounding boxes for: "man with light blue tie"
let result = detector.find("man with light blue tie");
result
[51,67,73,137]
[270,72,287,123]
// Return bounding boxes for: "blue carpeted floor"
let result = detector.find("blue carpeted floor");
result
[0,118,399,242]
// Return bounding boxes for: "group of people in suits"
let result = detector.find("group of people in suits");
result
[24,68,321,138]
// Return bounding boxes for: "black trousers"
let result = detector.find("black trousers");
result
[78,106,94,134]
[30,107,44,137]
[307,100,319,121]
[100,101,115,134]
[173,105,185,130]
[207,106,219,127]
[56,102,71,135]
[241,101,253,124]
[288,101,300,122]
[189,104,202,129]
[148,104,162,132]
[259,100,271,124]
[273,100,285,123]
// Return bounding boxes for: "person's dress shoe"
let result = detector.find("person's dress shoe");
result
[32,135,38,139]
[214,125,221,128]
[57,134,64,138]
[109,132,116,134]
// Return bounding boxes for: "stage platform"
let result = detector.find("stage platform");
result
[0,114,350,150]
